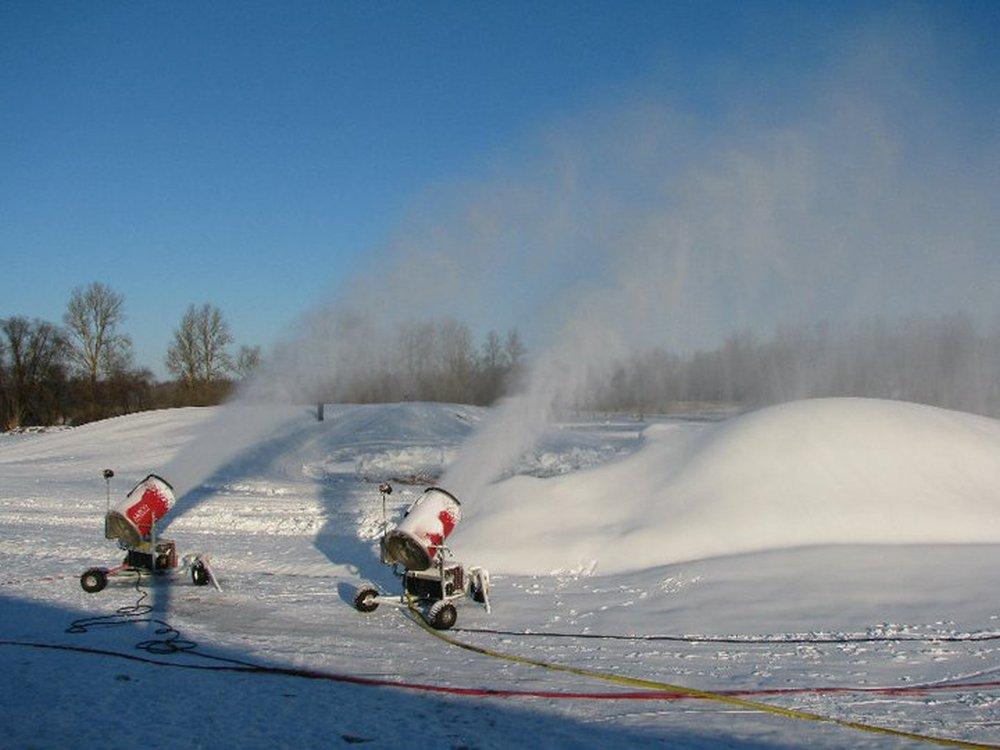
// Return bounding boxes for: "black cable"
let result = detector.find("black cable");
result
[451,626,1000,645]
[0,639,256,673]
[65,569,198,655]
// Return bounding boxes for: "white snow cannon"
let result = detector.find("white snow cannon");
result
[354,484,490,630]
[382,486,461,571]
[79,470,219,594]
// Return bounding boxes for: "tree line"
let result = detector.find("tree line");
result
[4,282,997,428]
[582,314,1000,419]
[308,320,527,406]
[0,282,260,429]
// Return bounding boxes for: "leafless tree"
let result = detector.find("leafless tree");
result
[195,303,233,382]
[234,345,262,381]
[481,330,503,370]
[165,304,233,400]
[439,318,474,403]
[0,317,66,428]
[165,306,201,389]
[504,329,525,370]
[63,283,132,399]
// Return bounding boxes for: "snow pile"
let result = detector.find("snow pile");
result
[295,403,483,483]
[160,401,483,493]
[0,407,219,476]
[453,399,1000,574]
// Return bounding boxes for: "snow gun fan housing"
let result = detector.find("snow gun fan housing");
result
[104,474,174,547]
[382,487,461,571]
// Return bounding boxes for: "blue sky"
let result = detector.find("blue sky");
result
[1,1,998,375]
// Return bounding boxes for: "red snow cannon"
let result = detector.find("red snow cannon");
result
[382,487,462,571]
[104,474,174,547]
[79,470,218,594]
[354,485,490,631]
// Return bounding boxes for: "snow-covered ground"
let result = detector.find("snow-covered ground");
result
[1,400,998,748]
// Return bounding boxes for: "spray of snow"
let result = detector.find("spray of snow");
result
[162,15,998,507]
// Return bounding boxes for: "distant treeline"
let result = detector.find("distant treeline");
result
[309,320,528,406]
[583,314,1000,418]
[0,282,260,429]
[4,282,998,428]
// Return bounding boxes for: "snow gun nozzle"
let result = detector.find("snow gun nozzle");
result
[102,469,114,479]
[378,482,392,495]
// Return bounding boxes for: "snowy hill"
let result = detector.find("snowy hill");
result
[2,399,999,748]
[455,398,1000,574]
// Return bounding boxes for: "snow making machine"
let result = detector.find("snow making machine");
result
[353,483,490,630]
[79,470,219,593]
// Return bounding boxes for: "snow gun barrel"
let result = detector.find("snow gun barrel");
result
[382,487,462,571]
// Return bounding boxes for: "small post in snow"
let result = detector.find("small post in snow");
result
[103,468,114,513]
[317,403,324,422]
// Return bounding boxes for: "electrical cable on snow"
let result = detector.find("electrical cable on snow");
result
[4,568,997,746]
[452,626,1000,645]
[404,600,998,749]
[3,637,1000,702]
[64,570,197,655]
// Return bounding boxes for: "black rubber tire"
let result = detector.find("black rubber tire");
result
[80,568,107,594]
[353,586,380,613]
[427,601,457,630]
[191,562,210,586]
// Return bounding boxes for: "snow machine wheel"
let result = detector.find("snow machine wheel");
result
[191,562,210,586]
[354,586,380,613]
[80,568,107,594]
[427,601,457,631]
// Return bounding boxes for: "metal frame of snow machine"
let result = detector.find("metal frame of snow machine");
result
[79,470,220,594]
[352,483,490,630]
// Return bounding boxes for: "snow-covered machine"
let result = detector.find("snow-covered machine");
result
[353,484,490,630]
[79,470,219,593]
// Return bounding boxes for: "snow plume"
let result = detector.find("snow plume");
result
[169,12,998,504]
[443,19,1000,499]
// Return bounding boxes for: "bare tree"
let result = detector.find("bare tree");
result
[166,303,233,400]
[234,345,262,381]
[477,330,505,403]
[504,329,526,370]
[0,317,66,428]
[0,336,7,420]
[481,330,504,371]
[439,318,474,403]
[165,306,200,389]
[63,282,132,399]
[195,303,233,382]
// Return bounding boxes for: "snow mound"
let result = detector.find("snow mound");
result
[0,402,484,495]
[158,401,485,494]
[453,398,1000,575]
[0,407,218,472]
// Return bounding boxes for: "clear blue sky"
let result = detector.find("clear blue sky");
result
[1,1,997,375]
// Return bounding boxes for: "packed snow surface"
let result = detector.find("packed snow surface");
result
[2,399,998,748]
[455,398,1000,574]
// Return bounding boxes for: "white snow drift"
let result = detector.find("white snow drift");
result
[453,398,1000,574]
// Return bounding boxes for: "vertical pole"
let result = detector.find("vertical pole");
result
[317,402,324,422]
[150,516,156,572]
[380,488,387,564]
[377,483,392,564]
